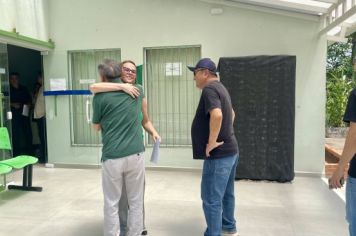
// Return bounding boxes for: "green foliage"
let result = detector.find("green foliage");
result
[326,38,356,127]
[326,71,354,127]
[327,39,353,77]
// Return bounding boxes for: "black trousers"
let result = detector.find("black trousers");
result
[34,117,47,163]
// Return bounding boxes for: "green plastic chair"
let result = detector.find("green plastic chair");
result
[0,156,38,169]
[0,165,12,175]
[0,127,11,150]
[0,127,42,192]
[0,165,12,193]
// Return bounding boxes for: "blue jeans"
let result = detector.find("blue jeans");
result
[347,176,356,236]
[201,154,239,236]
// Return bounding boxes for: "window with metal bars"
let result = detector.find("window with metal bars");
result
[145,46,201,147]
[68,49,121,146]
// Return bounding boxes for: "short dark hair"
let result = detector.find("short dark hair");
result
[98,59,121,81]
[120,60,136,68]
[10,72,20,78]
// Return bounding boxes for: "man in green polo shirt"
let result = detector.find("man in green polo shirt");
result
[91,60,160,236]
[92,59,145,236]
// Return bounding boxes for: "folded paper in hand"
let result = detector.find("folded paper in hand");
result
[22,104,29,117]
[150,140,160,164]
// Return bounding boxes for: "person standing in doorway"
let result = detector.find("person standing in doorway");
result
[92,59,145,236]
[188,58,239,236]
[330,88,356,236]
[9,72,32,156]
[33,71,47,163]
[90,60,160,236]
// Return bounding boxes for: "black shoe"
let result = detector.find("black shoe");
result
[141,229,148,235]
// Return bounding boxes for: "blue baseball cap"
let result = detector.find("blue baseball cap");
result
[187,58,217,74]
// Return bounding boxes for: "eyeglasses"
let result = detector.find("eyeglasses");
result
[122,66,136,74]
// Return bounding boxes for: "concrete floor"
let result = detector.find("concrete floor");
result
[0,166,349,236]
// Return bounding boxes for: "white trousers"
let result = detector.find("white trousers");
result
[119,180,146,236]
[102,153,145,236]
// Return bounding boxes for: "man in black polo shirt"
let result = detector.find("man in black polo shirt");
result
[330,88,356,236]
[188,58,239,236]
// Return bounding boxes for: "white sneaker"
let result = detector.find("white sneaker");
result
[221,231,239,236]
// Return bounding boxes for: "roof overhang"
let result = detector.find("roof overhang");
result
[199,0,356,43]
[0,29,54,52]
[320,0,356,44]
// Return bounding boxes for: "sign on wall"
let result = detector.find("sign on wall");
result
[165,62,182,76]
[50,78,67,91]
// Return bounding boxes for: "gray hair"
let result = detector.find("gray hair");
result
[98,59,121,81]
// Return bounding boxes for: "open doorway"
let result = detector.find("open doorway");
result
[7,44,47,163]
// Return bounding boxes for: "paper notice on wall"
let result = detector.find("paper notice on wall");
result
[165,62,182,76]
[50,78,67,91]
[0,68,5,74]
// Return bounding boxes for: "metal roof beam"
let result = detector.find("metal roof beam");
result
[327,35,348,43]
[320,0,356,35]
[199,0,320,21]
[311,0,338,3]
[326,23,349,43]
[229,0,329,14]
